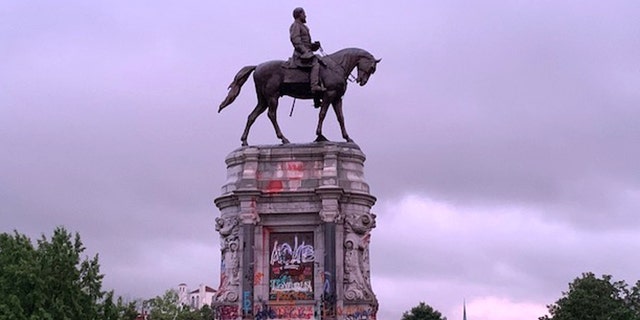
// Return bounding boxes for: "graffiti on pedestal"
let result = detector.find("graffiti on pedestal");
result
[262,161,305,193]
[214,216,240,303]
[214,305,239,320]
[338,305,376,320]
[269,232,315,301]
[344,212,377,302]
[272,305,314,319]
[243,291,252,314]
[254,303,315,320]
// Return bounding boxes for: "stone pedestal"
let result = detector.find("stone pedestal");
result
[212,142,378,320]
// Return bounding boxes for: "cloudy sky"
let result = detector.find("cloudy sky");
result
[2,1,639,319]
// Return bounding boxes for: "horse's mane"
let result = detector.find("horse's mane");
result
[328,47,372,66]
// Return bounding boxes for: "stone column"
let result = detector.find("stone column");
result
[238,191,259,319]
[318,188,342,319]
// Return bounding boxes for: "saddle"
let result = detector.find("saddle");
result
[282,58,325,108]
[282,57,325,84]
[282,66,312,84]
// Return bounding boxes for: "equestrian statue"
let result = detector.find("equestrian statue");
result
[218,7,381,146]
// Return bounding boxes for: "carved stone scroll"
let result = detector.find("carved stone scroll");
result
[214,216,241,302]
[343,212,376,302]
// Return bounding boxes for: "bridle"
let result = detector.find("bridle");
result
[319,47,357,83]
[289,47,369,116]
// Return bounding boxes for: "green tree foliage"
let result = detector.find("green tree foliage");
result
[180,305,213,320]
[196,305,214,320]
[146,289,183,320]
[401,302,448,320]
[0,227,137,320]
[102,291,139,320]
[540,272,640,320]
[145,289,214,320]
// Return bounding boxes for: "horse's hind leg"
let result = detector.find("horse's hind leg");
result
[241,103,267,146]
[266,97,290,145]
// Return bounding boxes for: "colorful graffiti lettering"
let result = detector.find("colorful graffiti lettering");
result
[268,274,313,300]
[273,291,312,301]
[284,162,304,173]
[265,180,284,193]
[271,305,314,320]
[253,303,314,320]
[254,302,276,320]
[262,161,305,193]
[215,305,239,320]
[270,236,315,268]
[254,272,265,285]
[317,268,336,316]
[269,276,312,292]
[322,271,332,295]
[269,233,315,301]
[338,306,376,320]
[243,291,252,315]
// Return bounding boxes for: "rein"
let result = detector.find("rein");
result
[319,47,356,83]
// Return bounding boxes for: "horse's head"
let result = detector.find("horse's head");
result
[356,56,381,86]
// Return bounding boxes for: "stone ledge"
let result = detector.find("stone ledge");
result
[220,142,372,196]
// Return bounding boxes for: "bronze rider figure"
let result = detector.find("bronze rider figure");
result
[289,7,324,93]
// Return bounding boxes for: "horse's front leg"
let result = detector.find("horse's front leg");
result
[266,97,290,144]
[332,98,354,143]
[315,95,331,142]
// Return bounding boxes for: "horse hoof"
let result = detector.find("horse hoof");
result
[241,141,248,147]
[346,138,354,143]
[281,138,290,145]
[315,134,329,142]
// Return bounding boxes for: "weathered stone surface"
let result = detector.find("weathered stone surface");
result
[213,142,378,319]
[220,143,371,197]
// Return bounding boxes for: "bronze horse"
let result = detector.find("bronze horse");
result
[218,48,380,146]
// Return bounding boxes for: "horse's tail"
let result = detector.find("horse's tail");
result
[218,65,257,113]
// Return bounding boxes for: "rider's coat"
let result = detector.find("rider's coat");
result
[289,20,315,67]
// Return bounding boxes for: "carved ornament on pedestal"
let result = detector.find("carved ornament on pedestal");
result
[214,216,241,303]
[343,212,376,302]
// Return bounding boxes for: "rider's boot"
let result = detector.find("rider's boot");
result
[310,63,325,93]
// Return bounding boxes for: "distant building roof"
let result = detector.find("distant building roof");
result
[189,286,217,294]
